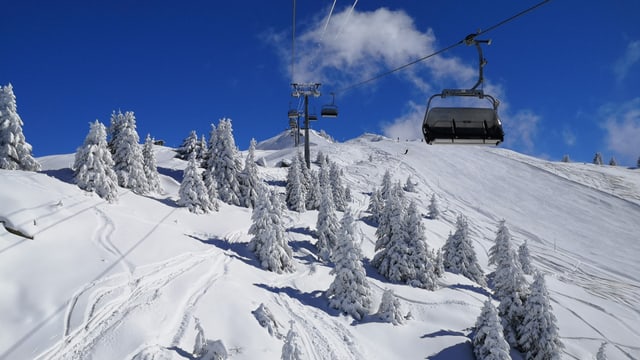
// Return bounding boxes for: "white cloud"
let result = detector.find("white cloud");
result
[381,101,424,141]
[562,127,576,146]
[601,98,640,163]
[614,40,640,82]
[502,109,540,153]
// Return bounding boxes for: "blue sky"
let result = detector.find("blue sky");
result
[2,0,640,165]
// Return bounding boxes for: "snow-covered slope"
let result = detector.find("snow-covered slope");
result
[1,133,639,359]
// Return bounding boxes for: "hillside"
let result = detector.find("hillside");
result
[1,131,639,360]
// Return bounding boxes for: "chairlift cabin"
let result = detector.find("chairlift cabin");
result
[321,93,339,118]
[288,109,299,120]
[422,35,504,145]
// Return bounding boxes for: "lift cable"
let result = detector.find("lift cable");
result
[333,0,552,95]
[291,0,297,83]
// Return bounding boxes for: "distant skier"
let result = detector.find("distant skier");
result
[404,149,408,155]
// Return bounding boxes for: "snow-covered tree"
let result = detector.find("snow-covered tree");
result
[608,157,617,166]
[285,154,306,212]
[175,130,199,160]
[281,322,304,360]
[367,189,384,225]
[142,134,163,194]
[326,210,372,320]
[403,175,416,192]
[305,169,321,211]
[73,120,119,202]
[248,189,295,273]
[380,169,393,199]
[637,156,640,169]
[428,193,440,220]
[593,152,603,165]
[329,162,347,211]
[208,118,242,205]
[111,111,149,194]
[238,138,261,208]
[432,248,445,277]
[316,171,339,262]
[315,150,325,165]
[178,153,212,214]
[107,110,126,154]
[197,134,208,165]
[491,223,528,347]
[404,201,438,289]
[0,84,40,171]
[518,272,562,359]
[561,154,571,163]
[377,289,405,325]
[442,215,486,286]
[518,241,533,275]
[596,342,607,360]
[472,299,511,360]
[373,182,405,253]
[203,123,217,169]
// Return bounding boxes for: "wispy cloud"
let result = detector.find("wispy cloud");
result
[562,127,576,146]
[601,98,640,164]
[614,40,640,82]
[381,101,424,141]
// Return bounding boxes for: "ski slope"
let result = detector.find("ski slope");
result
[1,131,638,359]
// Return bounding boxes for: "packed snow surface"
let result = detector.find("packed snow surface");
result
[1,131,639,359]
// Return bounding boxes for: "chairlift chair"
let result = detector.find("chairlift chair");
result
[422,35,504,145]
[321,92,339,118]
[288,109,299,120]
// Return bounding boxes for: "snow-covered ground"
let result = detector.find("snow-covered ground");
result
[1,131,639,359]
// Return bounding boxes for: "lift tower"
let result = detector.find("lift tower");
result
[291,83,321,169]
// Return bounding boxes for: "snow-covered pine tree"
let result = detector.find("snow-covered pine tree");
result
[204,123,217,169]
[371,183,406,277]
[73,120,119,202]
[596,342,607,360]
[305,169,321,211]
[608,157,617,166]
[377,289,405,325]
[247,189,295,273]
[202,169,220,212]
[404,201,438,290]
[442,215,486,286]
[178,153,212,214]
[637,156,640,169]
[107,110,126,154]
[472,299,511,360]
[491,223,528,347]
[366,189,384,225]
[281,321,305,360]
[593,152,603,165]
[518,272,562,359]
[316,168,339,262]
[0,84,40,171]
[238,138,261,208]
[428,193,440,220]
[209,118,242,205]
[285,154,306,212]
[326,210,372,320]
[175,130,199,160]
[142,134,163,194]
[296,151,311,196]
[111,111,149,194]
[197,134,208,165]
[380,170,392,199]
[373,182,405,253]
[518,240,533,275]
[315,150,325,165]
[403,175,416,192]
[561,154,571,163]
[329,161,347,211]
[433,248,445,277]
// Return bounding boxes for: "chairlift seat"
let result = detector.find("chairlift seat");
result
[422,107,504,145]
[288,109,299,119]
[321,105,338,118]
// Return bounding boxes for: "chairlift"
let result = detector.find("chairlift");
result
[288,108,299,120]
[308,108,318,121]
[422,35,504,145]
[321,92,339,118]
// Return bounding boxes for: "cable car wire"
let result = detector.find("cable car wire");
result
[333,0,552,95]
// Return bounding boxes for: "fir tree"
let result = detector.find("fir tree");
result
[433,248,445,277]
[403,175,416,192]
[248,189,295,273]
[561,154,571,163]
[608,157,617,166]
[316,171,339,262]
[518,272,562,359]
[491,222,528,347]
[209,118,242,205]
[178,153,212,214]
[404,201,438,289]
[107,110,126,153]
[442,215,486,286]
[377,289,405,325]
[305,169,321,211]
[518,241,534,275]
[0,84,40,171]
[285,154,306,212]
[428,193,440,220]
[326,210,372,320]
[111,111,149,194]
[472,299,511,360]
[281,322,305,360]
[197,134,208,165]
[73,120,119,202]
[329,162,347,211]
[238,138,261,208]
[373,182,405,253]
[142,134,163,194]
[380,169,393,199]
[175,130,199,160]
[593,152,603,165]
[366,189,384,225]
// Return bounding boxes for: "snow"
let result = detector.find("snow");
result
[1,131,639,359]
